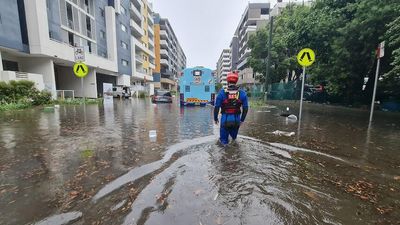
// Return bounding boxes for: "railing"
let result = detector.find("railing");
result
[56,90,75,100]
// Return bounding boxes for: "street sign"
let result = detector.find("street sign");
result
[297,48,315,67]
[74,46,85,62]
[377,41,385,58]
[73,62,89,78]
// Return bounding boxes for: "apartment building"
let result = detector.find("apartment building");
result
[129,0,155,96]
[233,3,270,89]
[0,0,134,98]
[216,49,231,88]
[153,13,186,91]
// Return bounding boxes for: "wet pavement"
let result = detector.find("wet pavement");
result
[0,99,399,225]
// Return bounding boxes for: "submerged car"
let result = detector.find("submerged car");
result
[152,90,173,103]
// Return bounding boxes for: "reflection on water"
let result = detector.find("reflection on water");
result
[0,99,399,225]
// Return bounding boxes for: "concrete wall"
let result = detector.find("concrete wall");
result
[20,58,56,97]
[0,71,45,91]
[55,66,97,98]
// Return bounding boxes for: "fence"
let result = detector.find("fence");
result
[244,81,302,101]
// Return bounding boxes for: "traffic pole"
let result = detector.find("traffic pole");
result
[299,66,306,121]
[81,77,85,102]
[369,57,381,123]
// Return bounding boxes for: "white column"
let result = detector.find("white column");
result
[24,0,50,54]
[0,51,3,71]
[85,69,98,98]
[105,6,118,63]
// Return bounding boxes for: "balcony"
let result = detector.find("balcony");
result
[160,30,168,39]
[133,68,154,82]
[135,54,144,64]
[130,3,143,23]
[160,59,169,66]
[160,40,168,48]
[133,38,154,57]
[148,14,154,25]
[130,19,144,38]
[148,25,154,36]
[160,49,168,57]
[148,38,155,48]
[161,77,175,85]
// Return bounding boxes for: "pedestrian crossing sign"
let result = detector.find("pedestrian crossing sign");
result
[73,62,89,78]
[297,48,315,67]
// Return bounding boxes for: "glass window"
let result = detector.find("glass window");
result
[261,8,269,15]
[68,32,74,46]
[121,59,129,66]
[121,23,127,32]
[185,86,190,92]
[205,86,210,92]
[99,8,105,17]
[121,41,128,49]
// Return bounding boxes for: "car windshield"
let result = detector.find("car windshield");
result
[156,91,172,97]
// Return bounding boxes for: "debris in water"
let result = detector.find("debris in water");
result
[213,193,219,200]
[287,114,298,121]
[271,130,296,137]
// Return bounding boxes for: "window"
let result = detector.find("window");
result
[100,30,106,39]
[121,41,128,49]
[87,41,92,53]
[261,8,269,15]
[205,86,210,92]
[68,32,74,46]
[2,60,19,71]
[185,86,190,92]
[121,5,126,15]
[66,3,73,29]
[99,8,105,17]
[121,23,127,32]
[121,59,129,66]
[86,16,91,38]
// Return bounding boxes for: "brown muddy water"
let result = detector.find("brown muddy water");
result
[0,99,399,225]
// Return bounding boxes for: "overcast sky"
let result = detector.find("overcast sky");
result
[152,0,280,70]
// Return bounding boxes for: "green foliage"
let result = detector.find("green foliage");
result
[248,0,400,103]
[0,80,36,103]
[215,83,223,92]
[54,98,103,105]
[32,90,52,106]
[0,101,31,112]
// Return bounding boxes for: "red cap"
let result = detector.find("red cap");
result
[227,71,239,83]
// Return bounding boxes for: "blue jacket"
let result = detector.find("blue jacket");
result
[214,89,249,122]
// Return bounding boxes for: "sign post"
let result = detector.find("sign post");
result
[369,41,385,123]
[73,62,89,101]
[297,48,316,122]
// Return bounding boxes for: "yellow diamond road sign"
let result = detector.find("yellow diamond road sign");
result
[73,62,89,78]
[297,48,315,67]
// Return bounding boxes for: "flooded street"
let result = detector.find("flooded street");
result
[0,99,399,225]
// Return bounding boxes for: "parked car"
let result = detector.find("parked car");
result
[113,86,131,98]
[152,90,173,103]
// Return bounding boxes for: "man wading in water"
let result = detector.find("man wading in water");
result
[214,71,249,147]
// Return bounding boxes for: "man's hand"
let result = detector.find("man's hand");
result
[214,120,219,125]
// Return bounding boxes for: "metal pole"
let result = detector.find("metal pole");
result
[369,57,380,122]
[299,66,306,121]
[264,16,274,102]
[81,77,85,102]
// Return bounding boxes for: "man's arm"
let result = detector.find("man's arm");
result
[240,91,249,122]
[214,91,223,123]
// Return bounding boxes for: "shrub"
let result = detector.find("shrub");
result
[32,90,52,105]
[0,80,36,103]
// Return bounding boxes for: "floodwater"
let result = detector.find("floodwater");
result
[0,99,399,225]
